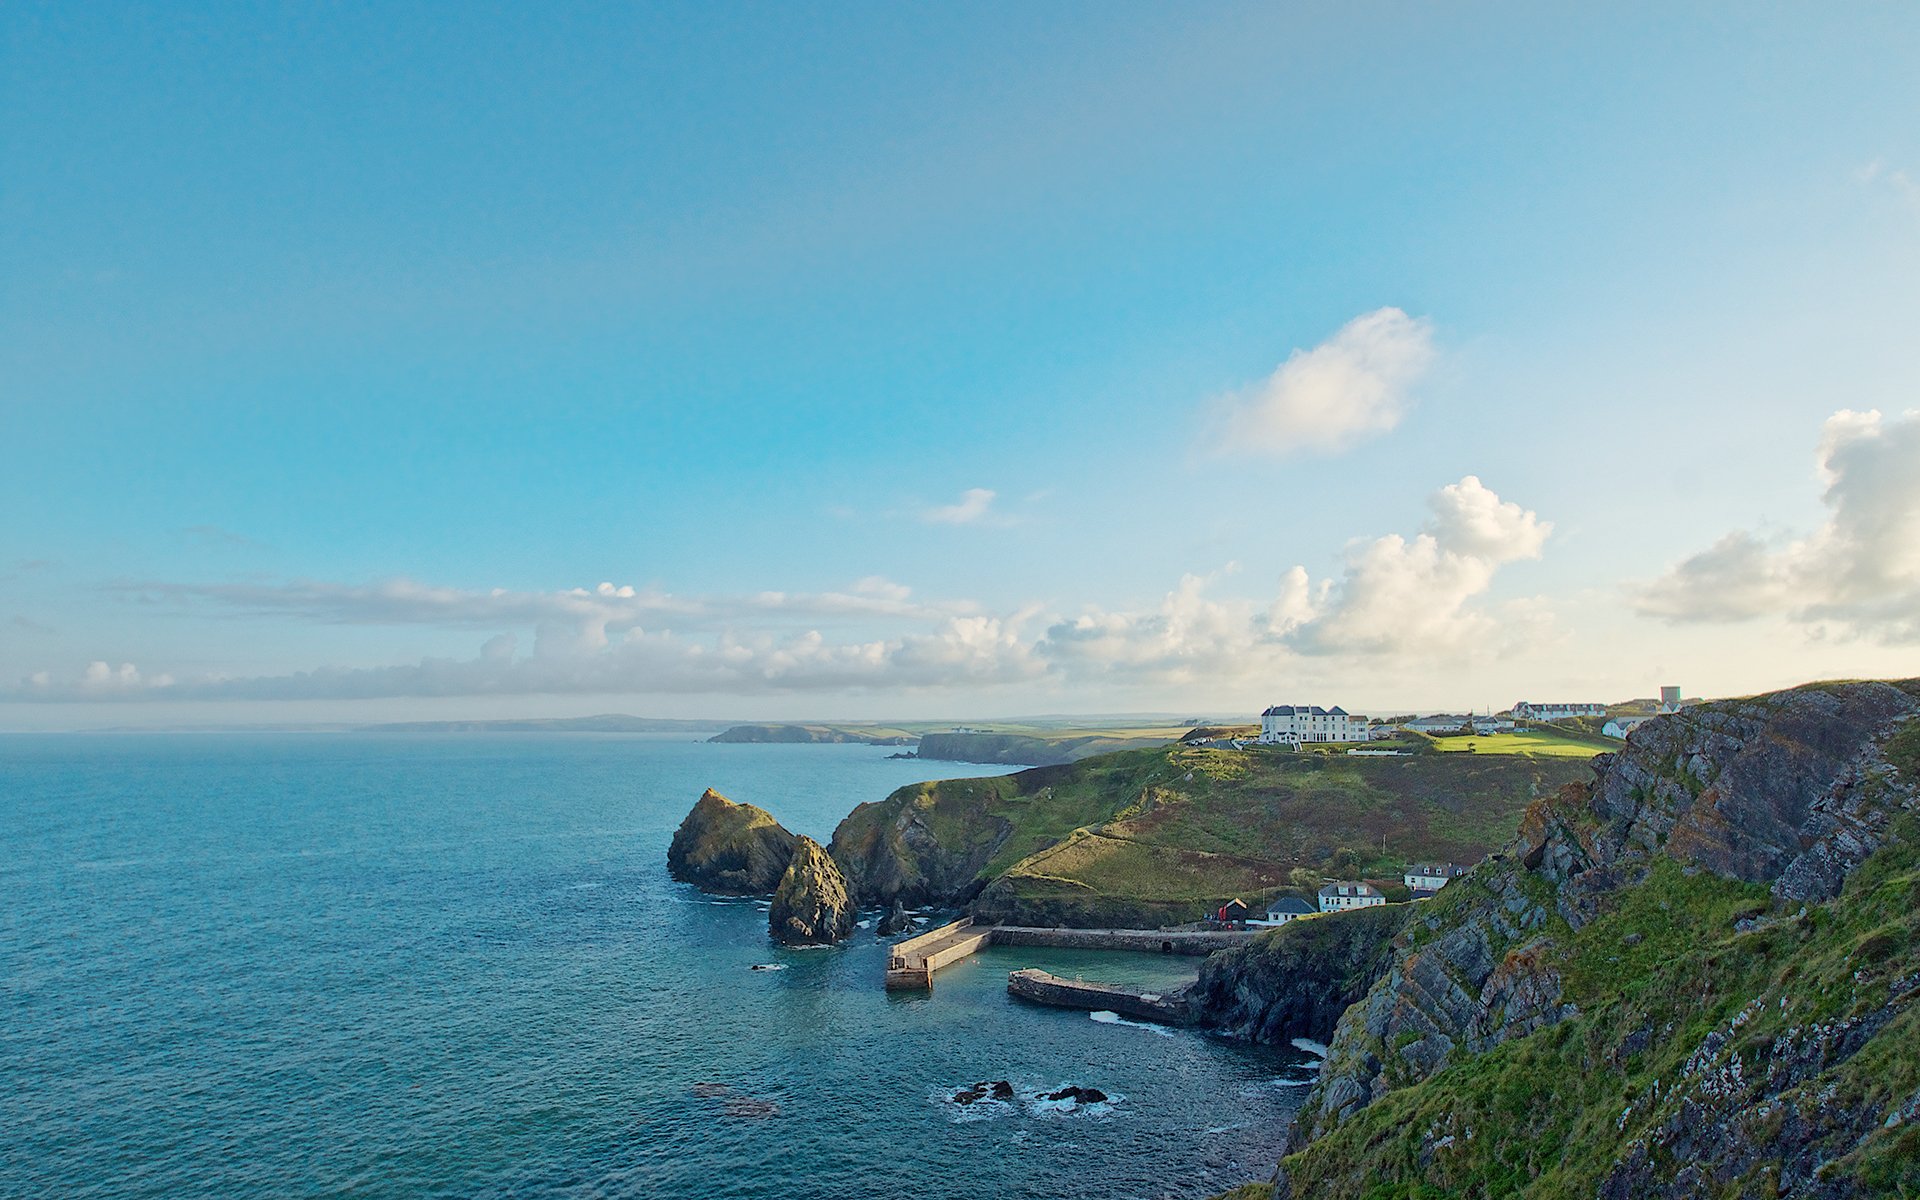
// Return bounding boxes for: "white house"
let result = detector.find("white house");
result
[1602,716,1654,739]
[1259,705,1368,746]
[1318,881,1386,911]
[1248,897,1318,927]
[1404,863,1466,896]
[1511,701,1607,721]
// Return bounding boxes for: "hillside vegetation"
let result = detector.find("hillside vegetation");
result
[1198,678,1920,1199]
[829,744,1593,924]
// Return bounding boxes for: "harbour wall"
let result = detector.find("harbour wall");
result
[1006,968,1194,1025]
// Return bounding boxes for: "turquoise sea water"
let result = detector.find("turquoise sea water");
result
[3,735,1308,1199]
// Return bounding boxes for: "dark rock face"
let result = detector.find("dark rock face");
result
[1293,680,1920,1148]
[1045,1086,1107,1103]
[1188,903,1406,1046]
[768,837,855,946]
[876,898,912,935]
[666,788,797,895]
[829,782,1014,907]
[1584,683,1918,886]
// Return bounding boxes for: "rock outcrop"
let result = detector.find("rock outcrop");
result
[1286,680,1920,1167]
[1188,902,1407,1046]
[876,898,912,935]
[768,836,855,945]
[666,788,798,894]
[829,775,1022,907]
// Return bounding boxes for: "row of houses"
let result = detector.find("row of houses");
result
[1218,862,1468,927]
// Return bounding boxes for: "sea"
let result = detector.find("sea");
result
[2,734,1313,1199]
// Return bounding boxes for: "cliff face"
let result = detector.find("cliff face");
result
[829,775,1019,907]
[914,732,1172,766]
[1189,903,1407,1046]
[707,724,914,745]
[768,836,855,945]
[666,788,798,894]
[1263,680,1920,1200]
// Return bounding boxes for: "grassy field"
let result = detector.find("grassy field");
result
[837,742,1601,923]
[1427,728,1621,757]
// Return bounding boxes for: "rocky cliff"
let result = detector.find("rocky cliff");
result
[1188,903,1408,1046]
[1254,679,1920,1199]
[830,773,1022,907]
[708,724,914,745]
[914,731,1173,766]
[666,787,798,894]
[768,836,855,945]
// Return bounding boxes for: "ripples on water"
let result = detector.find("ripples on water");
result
[2,735,1310,1199]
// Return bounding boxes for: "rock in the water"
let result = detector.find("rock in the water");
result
[1045,1086,1107,1104]
[769,836,855,945]
[876,898,912,935]
[666,788,797,895]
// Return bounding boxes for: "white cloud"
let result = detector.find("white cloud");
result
[852,575,913,602]
[1201,307,1436,457]
[923,488,997,525]
[23,478,1554,701]
[1859,160,1920,212]
[1636,409,1920,643]
[1038,476,1551,680]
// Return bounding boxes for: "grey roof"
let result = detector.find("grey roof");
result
[1267,897,1316,915]
[1261,705,1352,717]
[1317,881,1383,897]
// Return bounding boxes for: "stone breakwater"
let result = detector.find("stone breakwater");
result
[1007,968,1194,1025]
[991,926,1257,955]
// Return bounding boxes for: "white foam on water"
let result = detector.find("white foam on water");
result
[1291,1037,1331,1059]
[747,963,786,971]
[570,882,605,889]
[1088,1011,1175,1038]
[932,1085,1016,1123]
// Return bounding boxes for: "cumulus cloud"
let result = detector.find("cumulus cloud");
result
[1636,409,1920,643]
[1202,308,1436,457]
[1038,476,1551,681]
[1278,476,1551,657]
[923,488,997,525]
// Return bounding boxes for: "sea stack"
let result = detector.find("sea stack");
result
[768,837,855,945]
[666,788,798,894]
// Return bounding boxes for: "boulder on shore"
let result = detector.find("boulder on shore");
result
[667,788,797,894]
[769,836,855,945]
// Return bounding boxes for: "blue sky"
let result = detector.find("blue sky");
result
[6,2,1920,727]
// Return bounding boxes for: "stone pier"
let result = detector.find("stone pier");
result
[883,922,1253,990]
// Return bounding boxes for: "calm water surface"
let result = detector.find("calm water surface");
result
[2,735,1308,1199]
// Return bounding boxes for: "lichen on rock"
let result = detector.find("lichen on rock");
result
[666,787,797,895]
[769,836,855,946]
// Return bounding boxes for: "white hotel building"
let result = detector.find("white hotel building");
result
[1258,705,1368,746]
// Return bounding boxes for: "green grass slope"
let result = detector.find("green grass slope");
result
[829,743,1594,921]
[1234,821,1920,1199]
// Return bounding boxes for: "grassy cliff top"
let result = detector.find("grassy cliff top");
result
[834,743,1598,919]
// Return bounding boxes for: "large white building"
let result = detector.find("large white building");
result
[1259,705,1368,745]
